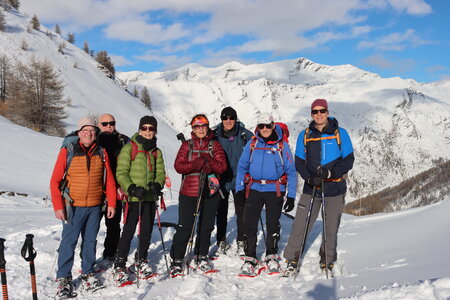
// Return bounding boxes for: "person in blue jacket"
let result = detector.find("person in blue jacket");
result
[213,107,254,256]
[235,113,297,277]
[282,98,355,277]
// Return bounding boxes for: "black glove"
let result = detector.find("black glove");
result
[283,197,295,212]
[127,184,146,201]
[307,176,322,187]
[317,166,333,179]
[149,182,163,197]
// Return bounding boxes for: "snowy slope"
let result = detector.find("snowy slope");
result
[118,59,450,203]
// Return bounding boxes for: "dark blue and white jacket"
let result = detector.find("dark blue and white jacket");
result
[214,122,254,192]
[295,117,354,197]
[235,124,297,198]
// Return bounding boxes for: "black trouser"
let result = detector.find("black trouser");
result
[216,190,246,244]
[171,193,220,259]
[102,201,122,259]
[244,190,283,259]
[115,201,156,267]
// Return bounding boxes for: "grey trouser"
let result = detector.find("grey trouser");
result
[283,193,345,263]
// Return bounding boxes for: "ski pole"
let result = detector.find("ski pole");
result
[154,198,171,278]
[21,234,38,300]
[0,238,8,300]
[294,186,316,280]
[136,199,142,288]
[185,171,207,274]
[321,180,329,279]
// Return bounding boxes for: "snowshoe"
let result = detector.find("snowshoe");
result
[195,255,218,274]
[264,254,280,275]
[94,257,113,273]
[80,272,104,292]
[113,267,133,287]
[238,257,265,278]
[135,259,157,280]
[281,260,298,278]
[236,240,246,257]
[170,259,184,278]
[55,277,77,299]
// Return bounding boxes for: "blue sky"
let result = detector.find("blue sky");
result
[20,0,450,82]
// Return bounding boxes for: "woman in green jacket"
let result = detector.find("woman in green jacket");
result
[112,116,166,286]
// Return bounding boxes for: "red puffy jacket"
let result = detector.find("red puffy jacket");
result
[174,130,227,197]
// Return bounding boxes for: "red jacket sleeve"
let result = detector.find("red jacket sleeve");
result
[103,150,117,208]
[209,141,227,175]
[50,148,67,212]
[174,141,200,174]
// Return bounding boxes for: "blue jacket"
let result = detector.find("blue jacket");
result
[295,117,354,197]
[236,124,297,198]
[214,122,254,192]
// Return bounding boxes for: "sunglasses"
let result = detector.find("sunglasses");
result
[140,125,155,132]
[221,116,236,121]
[311,109,328,115]
[101,121,116,126]
[193,124,208,130]
[257,123,272,130]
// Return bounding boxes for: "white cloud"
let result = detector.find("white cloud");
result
[134,51,192,70]
[362,53,415,73]
[110,55,133,67]
[365,0,432,15]
[358,29,432,51]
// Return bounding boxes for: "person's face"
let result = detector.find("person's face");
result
[257,122,273,138]
[222,116,236,131]
[78,126,96,147]
[98,114,116,133]
[192,124,209,139]
[139,124,156,139]
[311,106,329,126]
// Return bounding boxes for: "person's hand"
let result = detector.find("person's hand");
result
[54,209,66,221]
[192,157,207,171]
[127,184,147,200]
[202,162,214,174]
[307,176,322,186]
[106,207,116,219]
[283,197,295,213]
[317,166,333,179]
[149,182,163,196]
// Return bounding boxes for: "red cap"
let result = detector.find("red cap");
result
[311,99,328,110]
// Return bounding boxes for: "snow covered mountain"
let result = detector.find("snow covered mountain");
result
[117,58,450,203]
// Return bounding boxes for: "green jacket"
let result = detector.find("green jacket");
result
[116,133,166,202]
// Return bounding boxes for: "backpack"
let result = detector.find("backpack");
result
[187,139,214,161]
[129,140,159,172]
[303,127,341,151]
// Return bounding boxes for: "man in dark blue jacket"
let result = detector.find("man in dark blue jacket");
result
[214,107,253,256]
[283,99,354,277]
[236,113,297,277]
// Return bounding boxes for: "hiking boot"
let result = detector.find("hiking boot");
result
[236,240,245,257]
[80,272,104,292]
[95,257,113,272]
[320,262,334,271]
[216,240,230,255]
[170,259,183,278]
[55,276,74,299]
[112,267,131,286]
[195,255,213,273]
[135,259,154,279]
[282,259,298,277]
[238,256,260,277]
[264,254,280,274]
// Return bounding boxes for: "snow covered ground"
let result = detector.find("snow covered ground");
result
[1,191,450,299]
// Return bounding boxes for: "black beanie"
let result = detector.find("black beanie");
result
[139,115,157,131]
[221,106,237,120]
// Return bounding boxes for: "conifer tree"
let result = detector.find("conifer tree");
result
[83,41,89,54]
[30,14,40,30]
[140,87,151,109]
[54,23,61,35]
[95,50,115,77]
[0,10,6,32]
[9,0,19,10]
[0,54,9,101]
[67,32,75,43]
[132,85,138,97]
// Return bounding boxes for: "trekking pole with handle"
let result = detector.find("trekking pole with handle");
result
[259,216,267,245]
[293,186,316,281]
[0,238,8,300]
[320,180,329,279]
[21,234,38,300]
[153,193,171,278]
[184,171,207,274]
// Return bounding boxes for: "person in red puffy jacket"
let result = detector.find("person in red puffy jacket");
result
[170,114,227,277]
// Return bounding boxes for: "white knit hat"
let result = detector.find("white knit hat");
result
[77,117,97,131]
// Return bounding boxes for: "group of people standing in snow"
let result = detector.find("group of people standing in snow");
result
[49,98,354,298]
